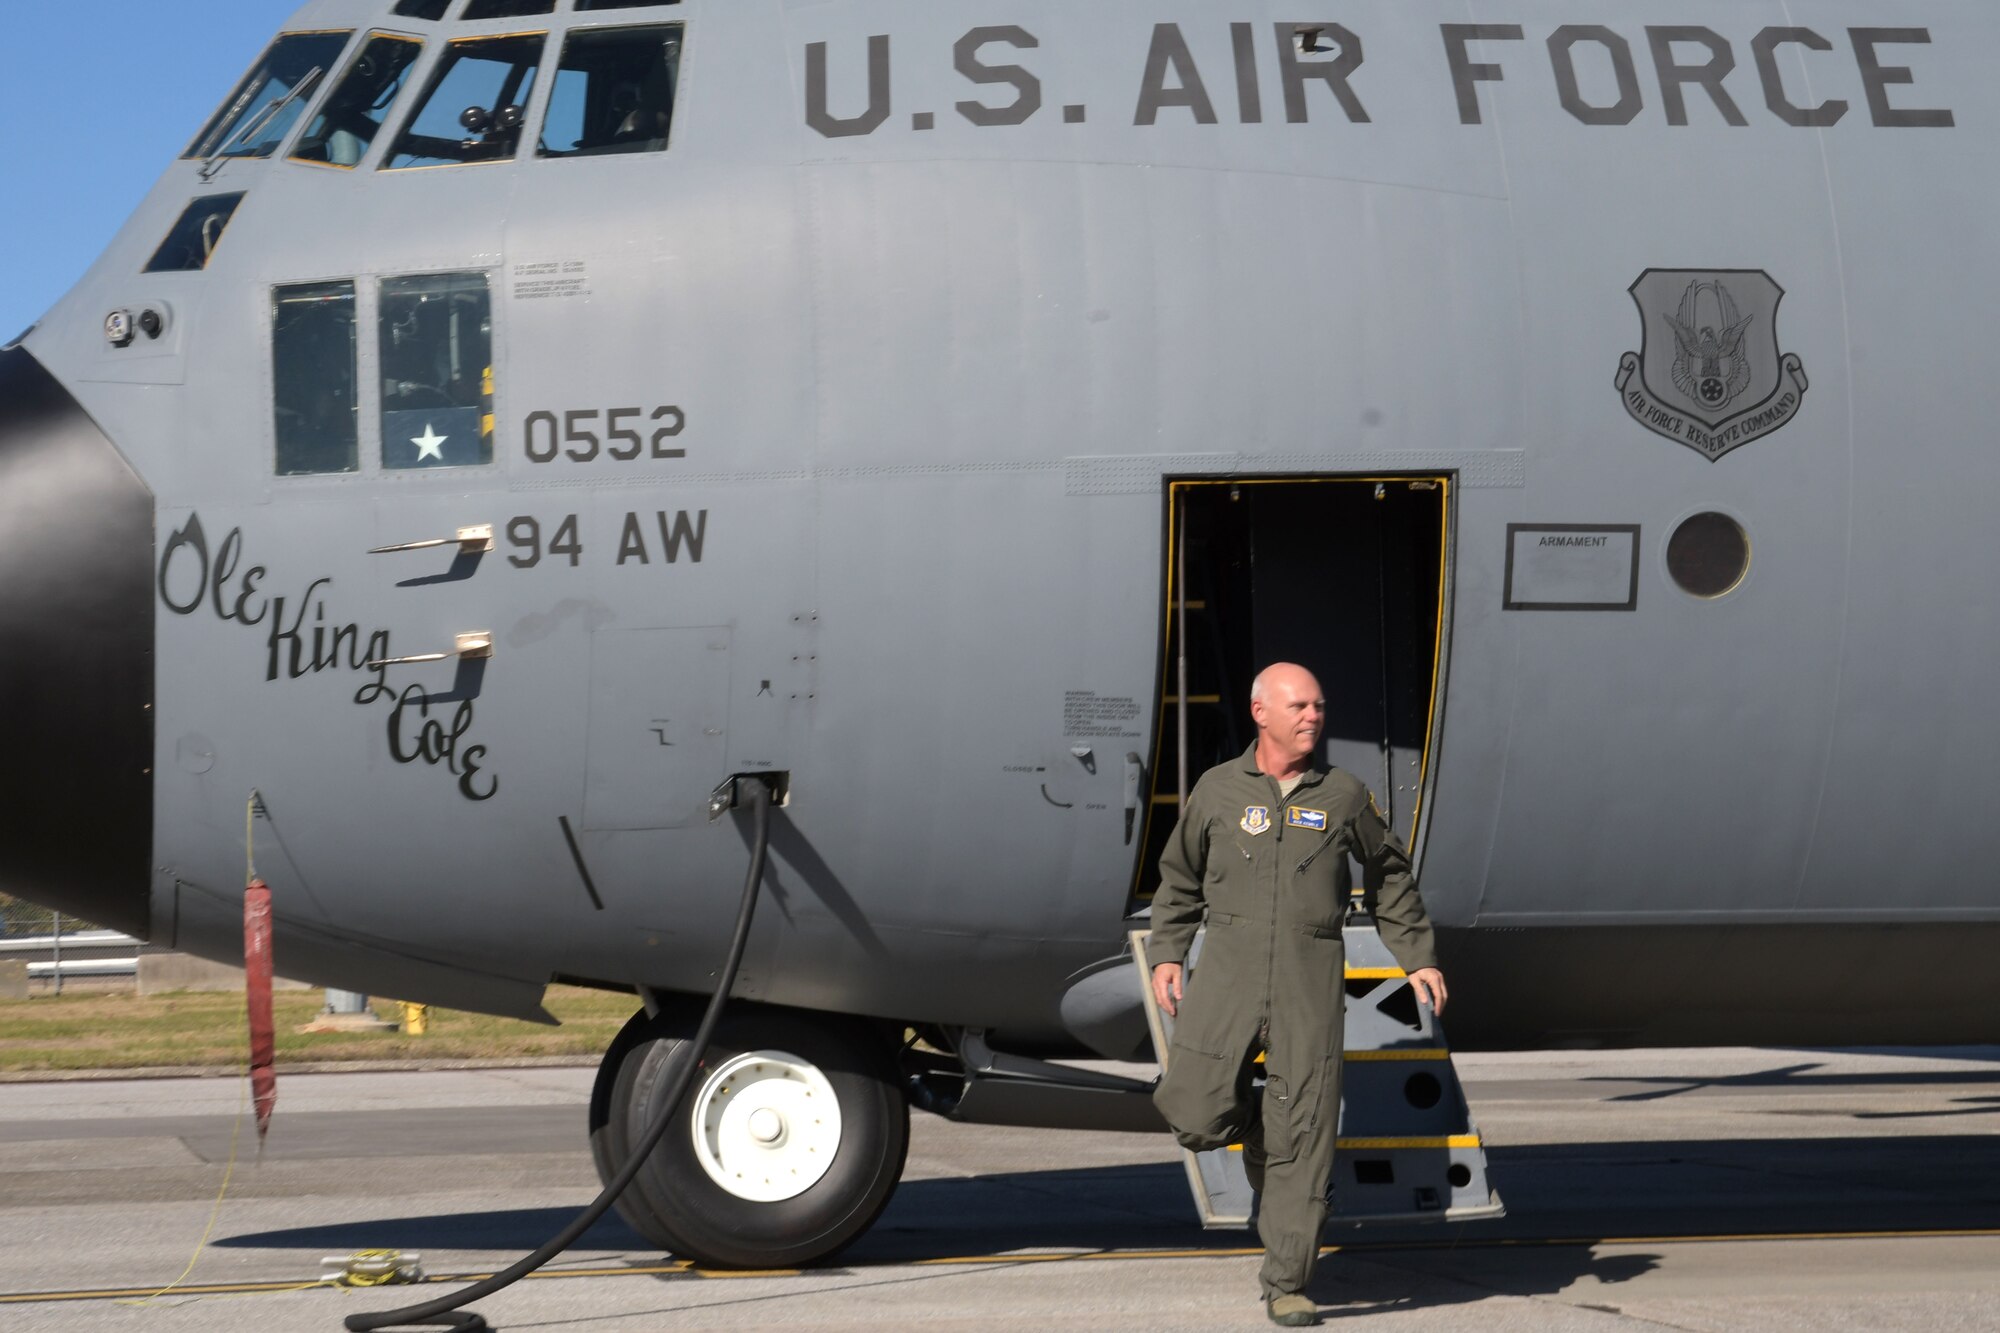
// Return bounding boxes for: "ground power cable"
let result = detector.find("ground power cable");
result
[344,776,774,1332]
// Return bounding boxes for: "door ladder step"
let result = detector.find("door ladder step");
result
[1132,922,1505,1230]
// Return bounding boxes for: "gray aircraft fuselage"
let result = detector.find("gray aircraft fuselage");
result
[3,0,1993,1052]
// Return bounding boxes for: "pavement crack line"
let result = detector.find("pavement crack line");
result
[1567,1300,1707,1330]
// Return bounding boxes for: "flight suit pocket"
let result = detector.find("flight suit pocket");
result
[1165,913,1251,1061]
[1259,1065,1316,1166]
[1154,1044,1240,1148]
[1291,829,1349,927]
[1168,992,1233,1061]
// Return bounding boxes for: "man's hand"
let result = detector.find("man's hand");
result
[1152,962,1184,1018]
[1407,966,1448,1016]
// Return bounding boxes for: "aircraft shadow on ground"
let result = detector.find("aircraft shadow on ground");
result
[1589,1058,2000,1102]
[214,1133,2000,1279]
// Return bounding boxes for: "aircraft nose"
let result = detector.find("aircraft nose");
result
[0,345,155,937]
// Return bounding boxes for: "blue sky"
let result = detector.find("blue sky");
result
[0,2,291,338]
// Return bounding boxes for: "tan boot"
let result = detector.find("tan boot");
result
[1266,1293,1320,1326]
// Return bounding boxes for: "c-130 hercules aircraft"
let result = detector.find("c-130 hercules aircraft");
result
[2,0,1992,1268]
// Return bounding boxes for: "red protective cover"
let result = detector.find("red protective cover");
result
[244,878,276,1142]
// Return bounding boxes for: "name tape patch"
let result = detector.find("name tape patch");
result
[1286,806,1328,831]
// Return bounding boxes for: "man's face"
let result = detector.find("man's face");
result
[1251,668,1325,768]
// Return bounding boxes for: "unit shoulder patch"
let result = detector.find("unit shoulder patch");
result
[1285,806,1328,831]
[1240,805,1271,836]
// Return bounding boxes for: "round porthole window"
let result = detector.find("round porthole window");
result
[1666,511,1750,598]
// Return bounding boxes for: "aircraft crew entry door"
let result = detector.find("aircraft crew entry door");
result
[1131,476,1452,905]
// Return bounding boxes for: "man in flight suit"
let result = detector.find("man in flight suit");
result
[1149,662,1447,1327]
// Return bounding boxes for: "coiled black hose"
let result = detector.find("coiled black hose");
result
[345,778,773,1331]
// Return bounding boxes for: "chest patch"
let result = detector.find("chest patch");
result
[1286,806,1328,831]
[1240,805,1271,835]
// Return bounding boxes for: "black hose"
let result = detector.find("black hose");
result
[345,778,774,1332]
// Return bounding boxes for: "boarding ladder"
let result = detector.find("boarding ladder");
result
[1133,918,1504,1228]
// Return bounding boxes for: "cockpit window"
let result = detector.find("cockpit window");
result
[273,282,360,475]
[380,273,494,470]
[293,35,425,168]
[462,0,556,18]
[391,0,452,18]
[383,34,545,169]
[539,26,682,158]
[146,194,247,272]
[185,31,351,160]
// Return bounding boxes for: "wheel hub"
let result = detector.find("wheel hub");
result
[690,1049,842,1202]
[746,1107,783,1144]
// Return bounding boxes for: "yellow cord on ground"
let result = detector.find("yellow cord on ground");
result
[114,794,323,1308]
[115,1070,253,1306]
[330,1251,420,1288]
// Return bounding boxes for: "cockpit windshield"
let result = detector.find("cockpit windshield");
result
[185,31,352,160]
[293,35,425,168]
[539,26,682,158]
[384,34,546,169]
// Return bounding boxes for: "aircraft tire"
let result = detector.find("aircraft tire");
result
[586,1004,684,1247]
[592,1004,909,1268]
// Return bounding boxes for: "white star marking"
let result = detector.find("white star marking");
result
[411,424,447,461]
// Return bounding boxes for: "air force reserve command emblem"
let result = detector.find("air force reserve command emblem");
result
[1240,805,1271,836]
[1615,269,1808,462]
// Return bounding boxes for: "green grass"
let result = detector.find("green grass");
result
[0,985,642,1072]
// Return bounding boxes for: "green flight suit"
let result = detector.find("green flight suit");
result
[1149,744,1438,1301]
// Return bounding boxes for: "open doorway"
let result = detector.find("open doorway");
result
[1130,476,1452,903]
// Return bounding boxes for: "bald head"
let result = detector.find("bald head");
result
[1249,662,1325,777]
[1250,662,1321,706]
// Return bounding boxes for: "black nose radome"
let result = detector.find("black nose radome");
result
[0,345,154,937]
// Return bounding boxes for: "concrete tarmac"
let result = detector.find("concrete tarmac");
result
[0,1048,1997,1330]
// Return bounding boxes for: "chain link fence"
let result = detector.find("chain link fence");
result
[0,893,76,939]
[0,894,115,995]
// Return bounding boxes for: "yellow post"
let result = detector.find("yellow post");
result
[401,1002,429,1036]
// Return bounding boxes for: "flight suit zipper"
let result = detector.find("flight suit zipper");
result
[1264,775,1283,1108]
[1294,826,1341,875]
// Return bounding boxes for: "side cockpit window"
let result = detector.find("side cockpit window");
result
[293,35,425,168]
[186,31,351,161]
[384,35,545,169]
[147,194,246,272]
[540,26,682,158]
[380,273,494,470]
[273,282,360,475]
